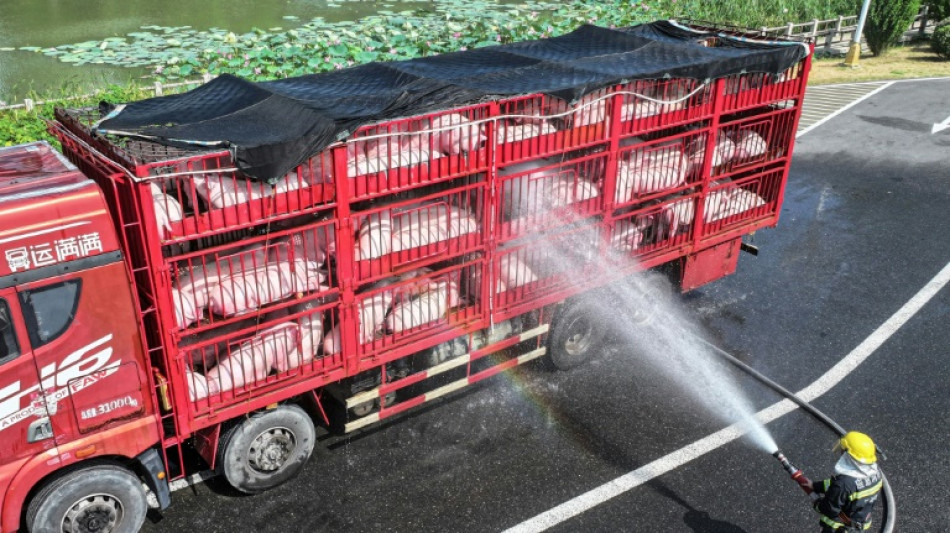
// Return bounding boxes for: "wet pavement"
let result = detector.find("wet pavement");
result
[142,78,950,532]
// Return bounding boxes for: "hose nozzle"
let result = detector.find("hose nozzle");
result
[773,450,797,476]
[773,450,814,495]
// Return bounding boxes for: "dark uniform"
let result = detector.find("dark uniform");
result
[812,471,883,531]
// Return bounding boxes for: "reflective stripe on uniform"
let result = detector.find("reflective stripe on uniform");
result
[823,479,832,492]
[820,515,845,529]
[819,514,874,531]
[849,480,883,501]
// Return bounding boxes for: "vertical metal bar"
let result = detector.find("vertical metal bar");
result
[484,101,499,326]
[693,78,726,249]
[602,87,623,215]
[853,0,872,48]
[484,101,498,325]
[331,144,358,372]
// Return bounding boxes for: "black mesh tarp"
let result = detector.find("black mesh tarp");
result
[95,21,808,181]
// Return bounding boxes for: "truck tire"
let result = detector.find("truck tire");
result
[623,272,671,325]
[25,463,147,533]
[350,400,376,418]
[218,404,316,494]
[547,296,607,371]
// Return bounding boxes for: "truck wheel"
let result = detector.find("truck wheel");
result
[625,273,670,325]
[381,390,397,408]
[26,463,146,533]
[218,404,316,494]
[547,297,607,371]
[349,390,397,417]
[350,400,375,418]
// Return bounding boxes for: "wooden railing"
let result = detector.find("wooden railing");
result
[0,74,215,112]
[757,5,936,54]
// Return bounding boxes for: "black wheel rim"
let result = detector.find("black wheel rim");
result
[62,494,122,533]
[247,426,296,473]
[563,315,594,356]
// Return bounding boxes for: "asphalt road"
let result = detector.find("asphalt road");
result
[142,78,950,532]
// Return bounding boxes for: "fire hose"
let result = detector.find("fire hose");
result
[693,336,896,533]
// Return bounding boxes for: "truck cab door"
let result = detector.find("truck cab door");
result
[0,287,58,469]
[15,260,151,454]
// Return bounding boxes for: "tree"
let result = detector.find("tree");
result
[931,19,950,59]
[928,1,950,22]
[862,0,922,55]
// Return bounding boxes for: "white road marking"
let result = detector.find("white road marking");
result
[797,81,893,138]
[504,260,950,533]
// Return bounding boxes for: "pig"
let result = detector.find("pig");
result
[425,113,485,154]
[205,323,300,393]
[149,183,184,238]
[731,130,768,162]
[497,120,557,143]
[207,258,328,318]
[384,280,460,333]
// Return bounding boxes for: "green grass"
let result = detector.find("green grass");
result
[654,0,855,27]
[808,42,950,85]
[0,84,173,148]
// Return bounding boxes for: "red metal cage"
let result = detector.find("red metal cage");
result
[49,38,811,456]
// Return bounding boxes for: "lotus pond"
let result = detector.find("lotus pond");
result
[0,0,433,102]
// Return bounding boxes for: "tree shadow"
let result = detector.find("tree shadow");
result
[649,479,749,533]
[901,42,950,63]
[855,114,930,133]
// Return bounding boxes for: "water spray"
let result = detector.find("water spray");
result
[539,228,895,529]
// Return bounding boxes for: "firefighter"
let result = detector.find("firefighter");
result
[804,431,884,532]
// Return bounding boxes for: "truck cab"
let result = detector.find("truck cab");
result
[0,142,161,533]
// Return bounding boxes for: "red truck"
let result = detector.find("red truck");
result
[0,21,810,532]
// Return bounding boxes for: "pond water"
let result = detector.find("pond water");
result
[0,0,428,103]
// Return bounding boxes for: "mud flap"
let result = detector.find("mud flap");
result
[679,239,742,291]
[136,447,171,510]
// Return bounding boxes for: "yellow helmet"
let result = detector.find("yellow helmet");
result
[834,431,877,464]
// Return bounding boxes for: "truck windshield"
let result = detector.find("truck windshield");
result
[0,299,19,365]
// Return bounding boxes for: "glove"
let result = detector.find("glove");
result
[791,471,814,494]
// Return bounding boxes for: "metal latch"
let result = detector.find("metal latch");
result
[27,417,53,443]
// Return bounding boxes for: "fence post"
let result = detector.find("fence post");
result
[760,26,768,37]
[24,99,34,112]
[154,81,164,96]
[919,5,929,37]
[786,22,795,37]
[811,19,819,38]
[825,16,843,52]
